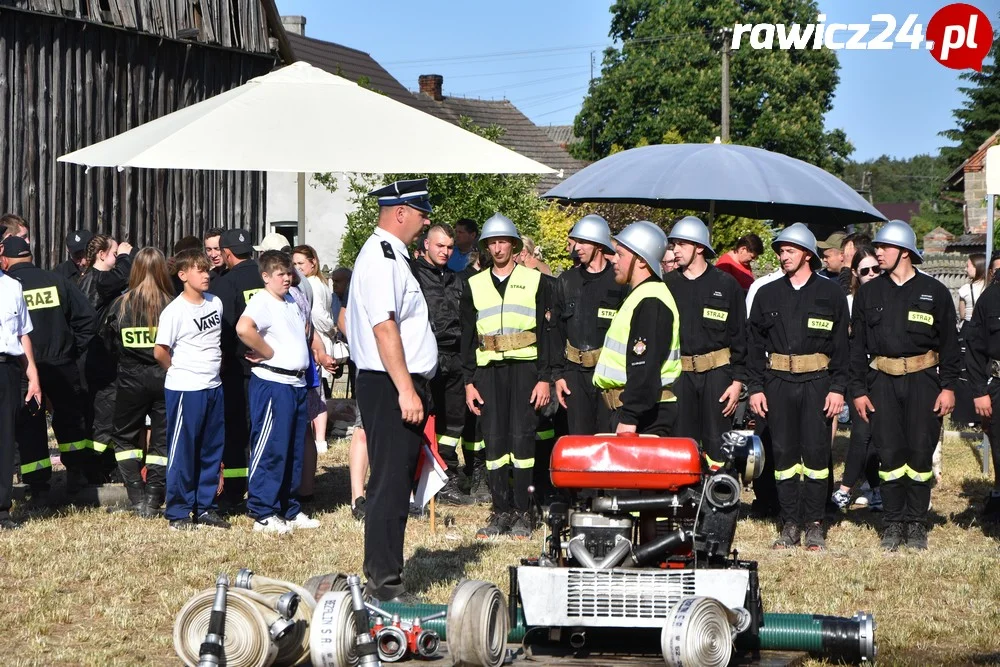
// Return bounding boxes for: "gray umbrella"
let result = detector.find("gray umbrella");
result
[544,143,886,226]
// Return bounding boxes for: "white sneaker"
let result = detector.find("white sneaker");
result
[253,517,293,534]
[316,440,329,455]
[286,512,320,529]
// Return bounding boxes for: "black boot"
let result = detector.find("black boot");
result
[469,465,491,504]
[138,484,165,519]
[436,473,473,506]
[124,483,145,514]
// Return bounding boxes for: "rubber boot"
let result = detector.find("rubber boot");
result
[138,484,165,519]
[124,482,145,514]
[436,471,473,506]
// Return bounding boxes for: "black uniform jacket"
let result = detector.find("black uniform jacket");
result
[5,262,96,365]
[411,257,463,352]
[747,272,849,396]
[849,270,961,399]
[102,294,167,368]
[965,282,1000,398]
[664,264,747,383]
[618,276,676,426]
[553,263,628,381]
[211,260,265,376]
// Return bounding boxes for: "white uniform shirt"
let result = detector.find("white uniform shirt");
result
[346,227,438,378]
[745,268,784,317]
[155,293,224,391]
[0,272,32,355]
[243,289,310,387]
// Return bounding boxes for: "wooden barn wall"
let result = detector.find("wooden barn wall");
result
[0,8,275,269]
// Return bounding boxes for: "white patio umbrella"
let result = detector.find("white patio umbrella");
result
[58,61,555,237]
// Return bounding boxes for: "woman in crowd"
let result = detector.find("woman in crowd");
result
[76,234,134,485]
[292,245,337,454]
[831,245,882,511]
[103,248,173,515]
[959,253,987,325]
[517,236,553,275]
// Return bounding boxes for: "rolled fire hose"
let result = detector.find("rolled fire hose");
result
[174,588,278,667]
[235,569,316,667]
[661,597,741,667]
[445,580,508,667]
[372,602,875,663]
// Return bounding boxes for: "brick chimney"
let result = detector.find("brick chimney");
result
[281,15,306,36]
[418,75,443,101]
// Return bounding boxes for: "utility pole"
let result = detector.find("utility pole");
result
[720,29,731,143]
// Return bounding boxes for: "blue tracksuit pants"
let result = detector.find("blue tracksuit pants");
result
[164,387,225,521]
[247,377,308,521]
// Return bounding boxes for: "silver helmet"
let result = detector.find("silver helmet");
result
[771,223,821,270]
[668,216,716,258]
[569,214,614,253]
[873,219,922,265]
[479,213,523,254]
[614,220,668,279]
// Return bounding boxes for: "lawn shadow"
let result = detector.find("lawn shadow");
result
[307,463,353,513]
[403,543,493,595]
[949,478,1000,541]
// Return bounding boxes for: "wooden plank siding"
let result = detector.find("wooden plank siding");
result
[0,6,277,268]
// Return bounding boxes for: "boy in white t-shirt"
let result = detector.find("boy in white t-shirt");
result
[236,251,319,533]
[153,250,228,531]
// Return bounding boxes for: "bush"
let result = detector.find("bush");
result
[535,203,577,273]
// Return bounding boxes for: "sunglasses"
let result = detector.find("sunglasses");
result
[858,265,881,277]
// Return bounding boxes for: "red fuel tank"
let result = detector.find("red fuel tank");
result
[550,434,702,491]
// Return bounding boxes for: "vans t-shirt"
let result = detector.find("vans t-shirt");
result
[156,293,223,391]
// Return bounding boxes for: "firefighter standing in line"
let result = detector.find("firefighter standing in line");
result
[412,223,473,506]
[554,214,627,435]
[850,220,960,551]
[210,229,265,510]
[2,237,96,501]
[747,224,849,551]
[592,220,681,436]
[964,270,1000,521]
[665,216,747,469]
[463,213,552,539]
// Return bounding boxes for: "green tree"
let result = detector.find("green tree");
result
[572,0,852,174]
[318,119,542,268]
[940,14,1000,168]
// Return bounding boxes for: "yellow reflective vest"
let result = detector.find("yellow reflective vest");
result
[592,280,681,393]
[468,265,541,366]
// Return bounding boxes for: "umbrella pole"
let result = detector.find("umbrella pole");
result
[297,171,306,244]
[708,200,715,230]
[987,194,995,478]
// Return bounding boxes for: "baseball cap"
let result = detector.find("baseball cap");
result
[253,232,291,252]
[816,231,847,251]
[220,229,254,255]
[0,236,31,258]
[66,229,94,254]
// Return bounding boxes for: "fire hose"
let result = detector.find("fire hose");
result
[660,596,750,667]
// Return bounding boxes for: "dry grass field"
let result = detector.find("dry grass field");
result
[1,428,999,666]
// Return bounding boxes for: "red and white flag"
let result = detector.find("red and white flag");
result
[413,416,449,507]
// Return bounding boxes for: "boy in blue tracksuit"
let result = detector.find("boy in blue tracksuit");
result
[236,250,319,534]
[153,250,228,530]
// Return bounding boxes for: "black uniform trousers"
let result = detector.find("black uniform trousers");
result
[764,375,832,525]
[609,401,677,437]
[869,370,941,524]
[563,364,611,435]
[87,371,118,479]
[674,367,733,467]
[476,362,539,514]
[112,365,168,488]
[1,360,24,519]
[842,398,879,490]
[357,370,430,600]
[430,353,465,477]
[751,415,778,512]
[220,369,251,502]
[461,410,485,476]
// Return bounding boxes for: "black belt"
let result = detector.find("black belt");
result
[252,363,306,379]
[0,354,17,364]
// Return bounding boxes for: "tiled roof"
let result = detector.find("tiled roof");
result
[945,128,1000,187]
[543,125,580,147]
[946,233,986,251]
[413,94,589,192]
[873,201,921,224]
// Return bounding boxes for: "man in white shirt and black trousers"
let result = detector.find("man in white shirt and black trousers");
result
[347,178,437,604]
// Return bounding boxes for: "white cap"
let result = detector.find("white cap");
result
[253,232,291,252]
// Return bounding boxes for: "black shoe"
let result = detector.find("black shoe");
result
[0,517,22,531]
[469,467,491,504]
[196,511,231,530]
[352,497,366,521]
[436,477,473,506]
[409,502,424,518]
[125,483,145,513]
[880,521,905,551]
[508,511,534,540]
[27,485,54,508]
[66,468,89,495]
[169,518,197,531]
[773,522,801,549]
[905,522,928,550]
[217,498,247,517]
[803,522,826,551]
[138,485,165,519]
[476,512,512,539]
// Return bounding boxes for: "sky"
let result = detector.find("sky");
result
[274,0,996,162]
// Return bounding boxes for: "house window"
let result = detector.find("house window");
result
[269,222,298,248]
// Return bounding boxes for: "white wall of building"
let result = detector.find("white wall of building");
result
[265,171,356,272]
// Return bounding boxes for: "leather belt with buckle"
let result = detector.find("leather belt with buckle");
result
[601,387,676,410]
[768,353,830,374]
[871,350,939,376]
[681,348,731,373]
[479,331,537,353]
[565,342,601,368]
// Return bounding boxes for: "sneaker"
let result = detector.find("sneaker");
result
[315,439,329,455]
[196,511,231,530]
[508,512,534,540]
[351,497,366,522]
[853,481,871,507]
[868,488,883,512]
[906,522,928,550]
[253,517,293,534]
[436,476,474,506]
[804,522,825,551]
[286,512,320,529]
[880,521,905,551]
[169,518,197,531]
[831,488,851,511]
[772,522,801,549]
[476,512,512,539]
